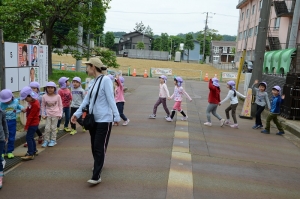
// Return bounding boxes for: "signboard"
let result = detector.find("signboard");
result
[5,68,18,92]
[151,68,173,76]
[222,72,238,79]
[4,42,18,67]
[239,88,253,119]
[18,67,30,90]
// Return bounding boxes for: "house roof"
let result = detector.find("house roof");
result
[122,31,153,39]
[211,40,236,47]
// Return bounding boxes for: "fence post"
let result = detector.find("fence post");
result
[220,72,223,82]
[128,67,130,76]
[150,68,152,78]
[200,71,202,81]
[59,61,61,70]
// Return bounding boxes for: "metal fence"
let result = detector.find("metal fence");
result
[211,62,238,71]
[124,49,169,60]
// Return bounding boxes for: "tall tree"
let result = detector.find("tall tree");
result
[134,21,145,32]
[169,35,185,56]
[105,31,115,50]
[0,0,110,75]
[152,37,161,51]
[184,33,194,63]
[197,29,223,56]
[144,25,154,38]
[160,33,169,51]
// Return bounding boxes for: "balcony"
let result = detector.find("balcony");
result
[273,0,295,17]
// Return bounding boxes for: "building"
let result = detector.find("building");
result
[235,0,300,68]
[118,31,153,54]
[182,40,201,62]
[210,41,236,63]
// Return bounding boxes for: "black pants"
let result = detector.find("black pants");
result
[89,122,112,180]
[116,102,128,121]
[70,107,79,130]
[255,104,265,126]
[36,116,42,137]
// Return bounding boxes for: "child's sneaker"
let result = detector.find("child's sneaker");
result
[48,140,57,147]
[42,141,49,148]
[64,127,71,132]
[261,129,270,134]
[38,136,43,144]
[122,119,130,126]
[165,117,173,122]
[82,127,86,132]
[224,120,232,126]
[23,142,28,147]
[7,153,14,159]
[21,153,34,160]
[149,114,156,119]
[204,122,212,126]
[252,124,258,129]
[230,124,239,129]
[256,125,263,129]
[181,116,188,121]
[220,119,225,127]
[70,129,77,135]
[276,131,285,135]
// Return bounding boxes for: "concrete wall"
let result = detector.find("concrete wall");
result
[127,49,169,60]
[183,42,200,61]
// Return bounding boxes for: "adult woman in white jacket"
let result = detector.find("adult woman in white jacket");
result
[71,57,120,185]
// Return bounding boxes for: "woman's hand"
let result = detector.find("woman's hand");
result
[71,115,78,124]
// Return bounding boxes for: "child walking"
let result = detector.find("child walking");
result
[41,82,63,147]
[70,77,85,135]
[24,82,43,147]
[204,77,225,127]
[20,86,40,160]
[252,80,271,129]
[261,86,285,135]
[166,77,192,122]
[0,108,8,189]
[114,75,130,126]
[149,75,170,119]
[57,77,72,132]
[219,80,245,129]
[0,89,25,159]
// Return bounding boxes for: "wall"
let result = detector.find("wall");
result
[183,43,200,61]
[127,49,169,60]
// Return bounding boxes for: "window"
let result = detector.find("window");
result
[213,56,219,61]
[223,47,228,53]
[274,18,280,30]
[255,26,258,35]
[252,5,256,15]
[260,0,263,10]
[248,28,253,37]
[241,12,244,20]
[239,32,243,40]
[229,47,234,53]
[246,9,249,18]
[213,46,219,53]
[244,30,247,38]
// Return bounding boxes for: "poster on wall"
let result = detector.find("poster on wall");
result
[29,45,38,67]
[29,67,39,83]
[38,45,44,87]
[4,42,18,67]
[39,45,49,87]
[44,45,49,86]
[5,68,19,92]
[18,43,29,67]
[18,67,30,91]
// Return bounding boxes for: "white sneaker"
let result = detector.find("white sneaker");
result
[224,120,232,126]
[122,119,130,126]
[165,117,173,122]
[220,119,226,127]
[204,122,212,126]
[230,124,239,129]
[87,178,101,184]
[181,116,188,121]
[149,114,156,119]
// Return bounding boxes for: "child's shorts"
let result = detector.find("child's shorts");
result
[173,101,182,111]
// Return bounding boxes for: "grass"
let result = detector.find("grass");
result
[49,69,89,84]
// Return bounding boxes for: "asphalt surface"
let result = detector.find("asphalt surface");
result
[1,76,300,199]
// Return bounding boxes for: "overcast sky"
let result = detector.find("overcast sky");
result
[104,0,240,36]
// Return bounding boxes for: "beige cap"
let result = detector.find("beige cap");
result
[83,57,104,69]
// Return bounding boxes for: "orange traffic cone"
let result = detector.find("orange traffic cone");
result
[61,63,65,70]
[132,69,136,77]
[204,73,209,82]
[144,70,148,78]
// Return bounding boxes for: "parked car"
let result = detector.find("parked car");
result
[243,60,253,73]
[123,52,128,57]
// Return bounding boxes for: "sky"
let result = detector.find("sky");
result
[104,0,240,36]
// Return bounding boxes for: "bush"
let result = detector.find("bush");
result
[49,69,89,84]
[93,48,119,68]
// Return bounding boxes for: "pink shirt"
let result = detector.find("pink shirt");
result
[159,83,170,98]
[58,88,72,107]
[115,78,125,103]
[41,94,63,117]
[170,86,192,102]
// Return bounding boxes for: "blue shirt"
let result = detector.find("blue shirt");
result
[0,99,24,120]
[270,95,283,114]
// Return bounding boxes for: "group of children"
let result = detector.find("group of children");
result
[149,75,285,135]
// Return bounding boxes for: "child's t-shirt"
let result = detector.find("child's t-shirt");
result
[115,78,125,103]
[71,87,85,108]
[0,99,24,120]
[170,86,192,102]
[252,87,271,109]
[41,94,63,117]
[220,90,245,105]
[25,99,40,130]
[58,88,72,108]
[159,83,170,98]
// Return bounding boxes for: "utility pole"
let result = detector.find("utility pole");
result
[249,0,272,86]
[202,12,208,62]
[76,22,83,72]
[0,30,4,90]
[288,0,300,49]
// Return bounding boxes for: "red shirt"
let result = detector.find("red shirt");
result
[208,80,221,104]
[25,99,40,130]
[58,88,72,107]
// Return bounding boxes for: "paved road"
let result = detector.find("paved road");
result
[1,77,300,199]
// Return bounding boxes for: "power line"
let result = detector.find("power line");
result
[108,10,238,18]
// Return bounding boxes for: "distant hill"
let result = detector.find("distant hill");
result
[113,31,127,38]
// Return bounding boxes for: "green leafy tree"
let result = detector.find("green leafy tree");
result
[197,29,222,56]
[160,33,169,51]
[136,42,145,49]
[134,21,145,32]
[105,31,115,50]
[184,33,194,63]
[152,37,161,51]
[169,35,185,56]
[144,25,154,38]
[0,0,110,75]
[94,48,119,68]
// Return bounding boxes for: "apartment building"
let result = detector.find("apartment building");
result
[235,0,300,68]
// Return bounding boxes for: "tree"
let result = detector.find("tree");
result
[197,29,222,56]
[160,33,169,51]
[184,33,194,63]
[136,42,145,49]
[152,37,161,51]
[0,0,110,75]
[105,31,115,50]
[144,25,154,38]
[94,48,119,68]
[134,21,145,32]
[169,36,185,56]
